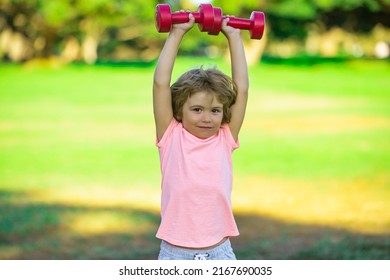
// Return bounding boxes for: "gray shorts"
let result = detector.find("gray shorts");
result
[158,239,237,260]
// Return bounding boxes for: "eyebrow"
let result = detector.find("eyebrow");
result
[189,105,223,109]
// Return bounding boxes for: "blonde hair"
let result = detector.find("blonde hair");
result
[171,67,237,124]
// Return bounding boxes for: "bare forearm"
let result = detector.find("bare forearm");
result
[153,30,186,89]
[153,15,195,140]
[227,32,249,93]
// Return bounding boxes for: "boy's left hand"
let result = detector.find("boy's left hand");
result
[171,13,195,34]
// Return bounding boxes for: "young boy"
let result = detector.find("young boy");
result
[153,14,248,260]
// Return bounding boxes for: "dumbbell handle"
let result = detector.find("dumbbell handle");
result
[225,16,253,30]
[170,11,202,24]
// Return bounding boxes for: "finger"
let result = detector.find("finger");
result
[222,17,229,27]
[188,13,195,22]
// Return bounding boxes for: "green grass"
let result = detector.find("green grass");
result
[0,58,389,259]
[0,64,158,190]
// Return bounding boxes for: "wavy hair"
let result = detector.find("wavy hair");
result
[170,66,237,124]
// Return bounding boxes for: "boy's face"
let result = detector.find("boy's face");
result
[179,91,224,139]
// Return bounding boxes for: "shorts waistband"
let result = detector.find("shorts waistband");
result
[160,239,232,259]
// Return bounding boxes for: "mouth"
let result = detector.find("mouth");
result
[197,126,213,130]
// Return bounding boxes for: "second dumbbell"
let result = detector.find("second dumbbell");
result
[208,12,265,40]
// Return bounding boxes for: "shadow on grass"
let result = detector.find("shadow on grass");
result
[0,190,389,260]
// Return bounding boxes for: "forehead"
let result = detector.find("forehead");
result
[185,91,223,107]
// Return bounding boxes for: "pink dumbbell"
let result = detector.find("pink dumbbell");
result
[155,4,265,40]
[209,11,265,39]
[155,4,220,33]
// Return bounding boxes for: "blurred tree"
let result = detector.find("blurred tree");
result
[317,0,390,33]
[0,0,389,63]
[263,0,390,40]
[0,0,157,63]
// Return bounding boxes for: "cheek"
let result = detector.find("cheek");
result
[215,113,224,123]
[181,111,196,125]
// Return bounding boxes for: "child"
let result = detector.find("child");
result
[153,13,248,260]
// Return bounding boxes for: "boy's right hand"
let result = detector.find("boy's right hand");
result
[221,17,241,40]
[171,13,195,34]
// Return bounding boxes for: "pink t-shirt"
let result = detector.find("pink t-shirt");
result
[156,118,240,248]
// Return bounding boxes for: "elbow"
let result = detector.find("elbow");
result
[153,74,171,91]
[234,77,249,94]
[236,82,249,96]
[153,79,169,92]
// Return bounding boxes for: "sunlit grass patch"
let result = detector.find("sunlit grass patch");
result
[66,209,156,236]
[233,175,390,235]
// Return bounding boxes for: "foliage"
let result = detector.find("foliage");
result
[0,0,389,62]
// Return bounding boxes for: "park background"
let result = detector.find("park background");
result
[0,0,389,259]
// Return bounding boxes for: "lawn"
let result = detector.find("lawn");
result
[0,58,389,259]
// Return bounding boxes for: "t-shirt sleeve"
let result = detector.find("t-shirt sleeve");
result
[156,118,178,148]
[221,124,240,151]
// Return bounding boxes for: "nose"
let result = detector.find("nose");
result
[202,112,212,123]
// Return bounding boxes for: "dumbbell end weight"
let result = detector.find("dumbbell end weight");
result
[155,4,172,32]
[207,7,223,36]
[249,12,265,40]
[197,4,215,32]
[156,4,195,32]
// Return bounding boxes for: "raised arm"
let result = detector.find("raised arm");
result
[153,15,195,141]
[221,18,249,141]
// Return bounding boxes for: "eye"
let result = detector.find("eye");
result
[212,108,222,113]
[192,108,202,113]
